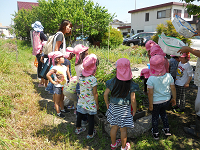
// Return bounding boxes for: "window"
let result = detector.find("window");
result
[184,10,191,18]
[145,13,149,21]
[157,9,171,19]
[173,9,182,17]
[137,30,144,33]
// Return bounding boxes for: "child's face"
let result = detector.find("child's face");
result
[179,57,187,64]
[56,56,64,64]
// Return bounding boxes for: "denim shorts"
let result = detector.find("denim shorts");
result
[53,86,62,95]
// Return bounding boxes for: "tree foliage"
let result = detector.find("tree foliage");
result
[181,0,200,17]
[13,0,114,42]
[152,20,191,45]
[101,26,123,49]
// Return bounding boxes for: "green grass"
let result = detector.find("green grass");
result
[0,39,199,149]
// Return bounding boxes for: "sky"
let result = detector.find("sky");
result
[0,0,199,26]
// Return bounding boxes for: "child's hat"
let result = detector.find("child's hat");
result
[82,54,97,77]
[48,51,64,66]
[140,68,150,79]
[66,47,74,53]
[116,58,132,81]
[179,52,190,61]
[145,40,157,51]
[73,44,89,63]
[150,55,166,76]
[32,21,44,32]
[150,44,166,57]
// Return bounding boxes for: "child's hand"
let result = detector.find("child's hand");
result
[56,74,64,83]
[106,103,109,109]
[170,98,176,106]
[149,104,153,111]
[184,83,189,88]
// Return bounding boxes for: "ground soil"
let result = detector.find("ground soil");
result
[32,64,200,149]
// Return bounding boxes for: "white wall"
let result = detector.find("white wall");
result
[130,4,193,33]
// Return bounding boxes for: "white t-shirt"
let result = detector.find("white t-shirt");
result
[194,57,200,86]
[75,64,83,82]
[175,61,193,86]
[51,65,67,87]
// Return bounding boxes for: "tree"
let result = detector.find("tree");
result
[181,0,200,17]
[101,26,123,49]
[13,0,115,42]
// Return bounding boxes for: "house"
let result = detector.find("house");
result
[128,2,198,33]
[110,19,131,36]
[0,23,14,39]
[17,1,39,11]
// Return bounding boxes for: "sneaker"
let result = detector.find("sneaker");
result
[61,109,70,113]
[175,108,184,114]
[121,142,130,150]
[111,139,121,150]
[75,127,86,134]
[86,129,97,139]
[74,110,76,115]
[38,84,44,87]
[82,120,88,127]
[152,132,159,140]
[162,128,171,136]
[67,105,75,109]
[57,113,65,118]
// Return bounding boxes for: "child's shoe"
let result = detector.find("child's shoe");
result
[67,105,75,109]
[175,108,184,114]
[86,129,97,139]
[110,139,121,150]
[57,112,65,118]
[38,84,44,87]
[121,142,130,150]
[162,128,171,136]
[75,127,86,134]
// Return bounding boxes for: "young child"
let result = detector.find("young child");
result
[169,55,180,82]
[74,44,89,125]
[75,54,99,139]
[145,40,157,60]
[46,51,70,118]
[147,55,176,140]
[104,58,139,150]
[174,52,193,113]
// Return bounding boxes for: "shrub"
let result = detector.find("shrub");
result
[152,20,191,45]
[101,26,123,49]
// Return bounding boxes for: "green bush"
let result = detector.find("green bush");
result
[101,26,123,49]
[152,20,191,45]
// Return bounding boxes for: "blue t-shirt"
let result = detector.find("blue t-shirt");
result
[106,78,139,105]
[146,73,174,102]
[62,58,71,80]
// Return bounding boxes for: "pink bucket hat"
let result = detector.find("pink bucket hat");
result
[150,44,166,57]
[82,54,97,77]
[140,68,150,79]
[73,44,89,64]
[180,52,190,61]
[145,40,157,51]
[116,58,132,81]
[150,55,166,76]
[66,47,74,53]
[48,51,64,66]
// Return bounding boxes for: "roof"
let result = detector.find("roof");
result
[17,1,39,11]
[117,26,131,29]
[128,2,187,13]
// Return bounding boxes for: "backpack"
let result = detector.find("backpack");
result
[43,32,65,55]
[43,35,55,55]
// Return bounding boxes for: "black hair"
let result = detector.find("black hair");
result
[58,20,73,36]
[172,56,179,59]
[75,50,88,66]
[111,77,132,98]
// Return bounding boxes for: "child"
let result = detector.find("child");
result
[74,44,89,125]
[147,55,176,140]
[104,58,139,150]
[169,55,180,82]
[174,52,193,113]
[145,40,157,60]
[75,54,99,139]
[46,51,70,118]
[36,41,47,87]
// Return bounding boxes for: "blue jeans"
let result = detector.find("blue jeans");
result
[152,100,170,133]
[76,83,88,121]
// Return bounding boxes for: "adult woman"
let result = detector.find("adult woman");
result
[53,20,73,53]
